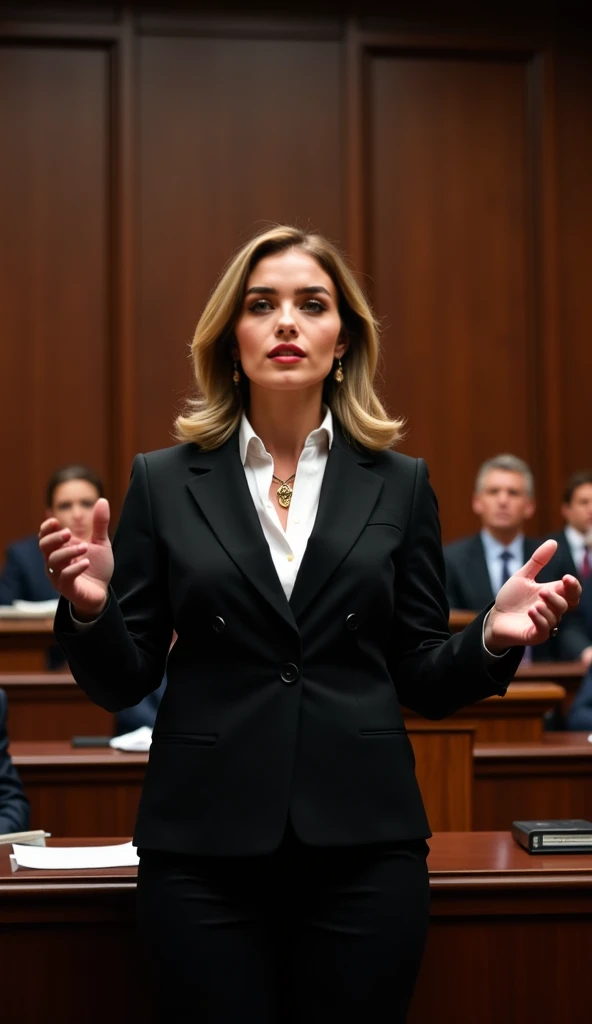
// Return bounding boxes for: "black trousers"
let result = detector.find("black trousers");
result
[137,819,430,1023]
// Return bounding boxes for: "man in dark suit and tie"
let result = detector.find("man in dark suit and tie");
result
[444,454,590,664]
[552,471,592,636]
[0,689,29,835]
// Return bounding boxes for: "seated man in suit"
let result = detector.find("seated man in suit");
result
[444,453,590,664]
[0,688,30,835]
[0,464,104,606]
[553,470,592,637]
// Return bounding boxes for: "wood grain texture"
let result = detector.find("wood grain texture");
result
[0,44,111,543]
[135,33,343,455]
[1,673,114,740]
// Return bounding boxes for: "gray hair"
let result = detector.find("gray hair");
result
[475,454,535,499]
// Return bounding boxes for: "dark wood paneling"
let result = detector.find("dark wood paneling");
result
[136,33,343,454]
[555,45,592,519]
[367,50,539,542]
[0,44,111,549]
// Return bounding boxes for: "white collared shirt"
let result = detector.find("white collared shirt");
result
[480,529,525,595]
[564,524,590,577]
[239,406,333,600]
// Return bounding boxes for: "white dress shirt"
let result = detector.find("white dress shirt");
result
[239,406,333,601]
[480,529,525,595]
[564,524,590,578]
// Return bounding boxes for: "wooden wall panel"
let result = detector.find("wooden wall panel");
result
[554,45,592,525]
[135,33,343,455]
[366,50,537,542]
[0,3,590,561]
[0,44,111,547]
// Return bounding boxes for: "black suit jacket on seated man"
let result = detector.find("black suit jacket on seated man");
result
[444,533,589,662]
[0,689,30,835]
[54,426,523,857]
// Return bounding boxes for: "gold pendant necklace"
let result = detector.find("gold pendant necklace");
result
[272,473,295,508]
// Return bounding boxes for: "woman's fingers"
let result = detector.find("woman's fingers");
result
[59,559,91,582]
[47,542,88,574]
[537,588,569,619]
[39,518,67,539]
[532,601,556,629]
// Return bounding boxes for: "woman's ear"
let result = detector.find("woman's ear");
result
[334,329,349,360]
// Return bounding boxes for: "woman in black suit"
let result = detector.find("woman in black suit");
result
[40,226,580,1022]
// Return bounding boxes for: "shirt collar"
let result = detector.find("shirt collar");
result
[480,529,524,561]
[239,406,333,466]
[565,524,586,551]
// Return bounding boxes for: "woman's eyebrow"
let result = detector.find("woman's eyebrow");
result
[245,285,331,296]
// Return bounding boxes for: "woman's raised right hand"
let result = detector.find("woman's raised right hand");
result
[38,497,114,620]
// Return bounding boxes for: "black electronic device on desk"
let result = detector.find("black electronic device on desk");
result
[512,819,592,854]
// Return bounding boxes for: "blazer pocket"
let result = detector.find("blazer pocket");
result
[366,506,403,530]
[152,732,218,747]
[359,727,407,737]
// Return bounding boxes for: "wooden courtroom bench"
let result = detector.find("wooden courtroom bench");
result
[405,681,566,741]
[0,618,57,672]
[1,673,114,740]
[11,742,145,837]
[473,732,592,829]
[10,724,474,838]
[2,833,591,1023]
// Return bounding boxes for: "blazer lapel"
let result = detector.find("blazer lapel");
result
[289,427,384,621]
[186,433,297,632]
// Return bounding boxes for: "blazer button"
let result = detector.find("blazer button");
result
[212,616,226,633]
[345,613,359,631]
[281,662,299,685]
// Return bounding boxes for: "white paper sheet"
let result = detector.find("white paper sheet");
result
[10,840,139,872]
[109,726,153,752]
[0,599,58,618]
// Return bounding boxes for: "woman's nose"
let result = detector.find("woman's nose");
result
[275,309,298,336]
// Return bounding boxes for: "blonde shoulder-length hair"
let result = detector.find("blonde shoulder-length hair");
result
[174,225,405,451]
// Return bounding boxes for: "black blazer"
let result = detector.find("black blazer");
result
[444,533,590,662]
[55,426,521,857]
[0,689,30,835]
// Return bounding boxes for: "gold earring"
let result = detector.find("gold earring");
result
[232,360,241,385]
[334,358,344,384]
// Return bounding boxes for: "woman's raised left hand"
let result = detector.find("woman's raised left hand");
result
[483,539,582,654]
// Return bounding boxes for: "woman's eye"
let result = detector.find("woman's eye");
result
[301,300,325,313]
[249,299,273,313]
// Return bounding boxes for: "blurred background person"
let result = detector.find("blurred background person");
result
[0,463,104,607]
[444,454,589,664]
[0,688,30,835]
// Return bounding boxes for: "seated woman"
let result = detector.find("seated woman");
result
[0,464,104,670]
[0,463,104,606]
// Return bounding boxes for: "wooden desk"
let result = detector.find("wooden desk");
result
[2,833,591,1022]
[406,681,566,742]
[407,721,474,830]
[409,831,592,1023]
[515,659,587,715]
[10,725,474,836]
[1,673,114,740]
[11,742,145,837]
[473,732,592,829]
[0,618,58,672]
[448,609,477,633]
